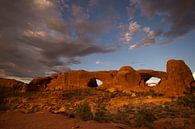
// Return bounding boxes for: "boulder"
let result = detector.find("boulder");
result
[114,66,141,89]
[119,66,135,72]
[158,59,194,96]
[167,59,194,87]
[28,76,52,91]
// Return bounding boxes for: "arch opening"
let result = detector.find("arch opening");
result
[87,78,103,87]
[146,77,161,86]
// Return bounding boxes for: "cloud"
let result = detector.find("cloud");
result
[88,0,98,7]
[95,61,103,65]
[95,60,112,67]
[129,28,162,50]
[121,21,140,43]
[0,0,115,80]
[120,20,161,50]
[130,0,195,44]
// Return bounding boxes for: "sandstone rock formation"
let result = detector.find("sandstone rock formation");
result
[26,59,194,96]
[155,59,194,96]
[28,76,53,91]
[0,78,27,93]
[136,70,167,89]
[191,81,195,87]
[167,59,194,87]
[114,66,141,91]
[46,70,117,90]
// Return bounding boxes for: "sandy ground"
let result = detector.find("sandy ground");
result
[0,111,133,129]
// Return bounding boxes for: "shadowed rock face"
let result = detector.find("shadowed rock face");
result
[1,59,193,96]
[28,77,53,91]
[0,78,27,93]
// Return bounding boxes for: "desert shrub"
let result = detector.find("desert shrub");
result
[94,104,113,122]
[136,90,163,97]
[75,102,93,121]
[114,110,130,125]
[114,106,133,125]
[135,107,156,127]
[177,96,195,108]
[177,86,195,108]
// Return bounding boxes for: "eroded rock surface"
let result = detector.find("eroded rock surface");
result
[155,59,194,96]
[1,59,193,96]
[0,78,27,92]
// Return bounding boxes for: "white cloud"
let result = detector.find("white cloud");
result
[95,60,112,67]
[128,43,140,50]
[142,27,150,33]
[121,33,133,43]
[34,0,53,9]
[121,21,159,49]
[128,26,161,50]
[128,21,140,33]
[95,60,103,65]
[121,21,140,44]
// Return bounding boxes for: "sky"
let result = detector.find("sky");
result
[0,0,195,82]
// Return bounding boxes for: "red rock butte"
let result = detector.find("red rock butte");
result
[0,59,194,96]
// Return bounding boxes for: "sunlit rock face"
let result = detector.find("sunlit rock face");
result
[46,70,118,90]
[26,59,194,96]
[156,59,194,96]
[114,66,141,90]
[167,60,194,87]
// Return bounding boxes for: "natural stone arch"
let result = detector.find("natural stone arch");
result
[87,78,103,88]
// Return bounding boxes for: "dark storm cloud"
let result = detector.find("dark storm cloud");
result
[135,0,195,41]
[127,0,195,50]
[0,0,115,79]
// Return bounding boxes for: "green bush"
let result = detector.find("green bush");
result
[135,107,156,127]
[75,102,93,121]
